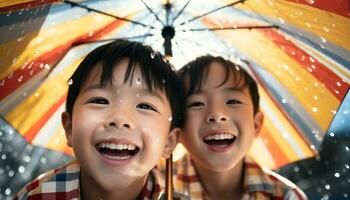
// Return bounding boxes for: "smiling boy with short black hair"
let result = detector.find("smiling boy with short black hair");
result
[14,39,185,200]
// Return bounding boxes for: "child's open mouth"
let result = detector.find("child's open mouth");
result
[203,133,236,148]
[96,142,140,160]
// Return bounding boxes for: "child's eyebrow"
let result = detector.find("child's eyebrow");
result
[81,84,105,94]
[81,84,165,104]
[136,89,165,104]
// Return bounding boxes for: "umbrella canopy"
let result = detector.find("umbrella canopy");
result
[0,0,349,199]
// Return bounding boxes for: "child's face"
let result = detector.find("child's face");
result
[62,59,177,190]
[181,62,263,171]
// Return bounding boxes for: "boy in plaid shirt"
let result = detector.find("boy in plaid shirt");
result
[173,55,307,199]
[14,39,185,200]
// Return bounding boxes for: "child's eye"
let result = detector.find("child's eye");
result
[136,103,158,112]
[226,99,242,105]
[88,98,109,105]
[187,101,205,108]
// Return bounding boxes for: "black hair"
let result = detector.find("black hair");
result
[66,39,185,128]
[178,55,260,114]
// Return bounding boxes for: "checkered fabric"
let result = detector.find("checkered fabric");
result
[14,161,165,200]
[173,154,308,200]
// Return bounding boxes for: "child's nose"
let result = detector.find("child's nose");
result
[104,109,135,130]
[206,112,228,123]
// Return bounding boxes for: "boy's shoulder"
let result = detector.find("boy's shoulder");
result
[172,154,308,200]
[13,161,80,200]
[242,156,308,200]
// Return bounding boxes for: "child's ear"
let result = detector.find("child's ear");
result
[61,112,73,147]
[162,128,181,159]
[253,111,264,137]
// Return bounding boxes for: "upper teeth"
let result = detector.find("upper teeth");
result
[204,134,235,140]
[98,143,136,150]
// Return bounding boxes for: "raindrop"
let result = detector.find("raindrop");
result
[336,82,342,87]
[40,63,44,68]
[345,164,349,169]
[136,78,141,85]
[281,98,287,104]
[162,79,166,84]
[5,188,11,196]
[6,10,12,17]
[17,37,24,42]
[150,52,156,59]
[310,145,315,150]
[306,0,315,4]
[305,22,311,28]
[312,107,318,112]
[293,166,299,172]
[313,96,318,100]
[344,193,348,198]
[323,26,330,32]
[320,37,327,43]
[18,75,24,82]
[0,80,5,86]
[35,92,39,97]
[331,110,337,115]
[8,170,14,177]
[329,132,335,137]
[23,155,31,162]
[68,79,73,85]
[1,154,6,160]
[345,146,349,151]
[334,172,340,178]
[12,57,17,64]
[309,57,315,63]
[325,184,330,190]
[41,156,47,164]
[44,64,50,70]
[18,166,25,173]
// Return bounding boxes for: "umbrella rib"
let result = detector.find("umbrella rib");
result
[72,33,155,46]
[177,0,246,26]
[180,25,278,32]
[172,0,192,24]
[63,0,156,29]
[140,0,165,26]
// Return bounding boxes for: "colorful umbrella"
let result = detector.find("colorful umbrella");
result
[0,0,349,199]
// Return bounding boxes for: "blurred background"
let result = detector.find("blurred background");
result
[0,0,349,199]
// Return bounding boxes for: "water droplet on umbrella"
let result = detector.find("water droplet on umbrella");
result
[18,166,25,173]
[68,79,73,85]
[312,107,318,112]
[345,146,349,151]
[44,64,50,70]
[8,170,14,177]
[306,0,315,4]
[281,98,287,104]
[1,154,6,160]
[150,52,156,59]
[5,188,11,196]
[0,80,5,86]
[329,132,335,137]
[18,75,23,82]
[325,184,330,190]
[320,36,327,43]
[334,172,340,178]
[35,92,39,97]
[294,166,299,172]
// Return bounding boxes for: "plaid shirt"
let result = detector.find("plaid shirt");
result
[173,154,308,200]
[14,161,165,200]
